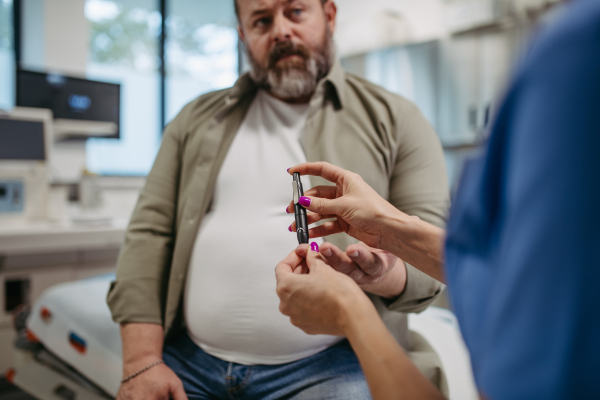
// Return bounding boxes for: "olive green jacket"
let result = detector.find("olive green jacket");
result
[107,61,449,378]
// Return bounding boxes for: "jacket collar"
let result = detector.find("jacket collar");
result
[217,58,346,120]
[323,58,346,109]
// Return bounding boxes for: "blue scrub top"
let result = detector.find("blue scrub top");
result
[444,0,600,399]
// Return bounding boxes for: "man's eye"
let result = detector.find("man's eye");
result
[256,17,271,27]
[291,8,302,16]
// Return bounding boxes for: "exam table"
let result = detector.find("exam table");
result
[7,275,478,400]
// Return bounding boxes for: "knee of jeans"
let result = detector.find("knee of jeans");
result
[298,375,373,400]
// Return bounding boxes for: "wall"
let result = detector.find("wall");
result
[21,0,90,183]
[335,0,447,57]
[22,0,88,74]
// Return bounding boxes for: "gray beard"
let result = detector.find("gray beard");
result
[246,34,335,100]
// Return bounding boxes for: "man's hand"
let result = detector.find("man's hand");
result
[117,323,187,400]
[295,242,407,299]
[275,244,375,337]
[116,362,187,400]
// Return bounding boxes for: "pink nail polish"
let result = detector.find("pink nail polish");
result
[288,224,293,232]
[287,168,291,173]
[299,196,311,207]
[310,242,319,252]
[285,207,290,214]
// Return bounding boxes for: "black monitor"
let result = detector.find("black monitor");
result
[16,69,120,139]
[0,118,46,161]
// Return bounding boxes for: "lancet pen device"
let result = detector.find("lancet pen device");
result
[292,172,309,244]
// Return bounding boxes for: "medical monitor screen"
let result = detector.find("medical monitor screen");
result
[16,69,120,138]
[0,118,46,161]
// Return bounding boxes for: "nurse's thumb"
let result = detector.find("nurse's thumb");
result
[298,196,339,216]
[306,242,324,273]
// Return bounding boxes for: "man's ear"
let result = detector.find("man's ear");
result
[324,0,337,36]
[237,24,246,43]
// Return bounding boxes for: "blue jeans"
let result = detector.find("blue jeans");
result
[163,331,372,400]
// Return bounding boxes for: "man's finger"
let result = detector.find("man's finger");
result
[347,243,385,276]
[319,242,357,275]
[288,162,348,184]
[170,381,189,400]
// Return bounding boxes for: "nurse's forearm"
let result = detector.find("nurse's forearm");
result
[342,303,445,400]
[378,213,446,283]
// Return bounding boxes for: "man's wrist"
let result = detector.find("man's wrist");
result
[123,353,163,375]
[359,261,407,299]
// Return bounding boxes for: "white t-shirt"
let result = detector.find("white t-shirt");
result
[183,90,339,365]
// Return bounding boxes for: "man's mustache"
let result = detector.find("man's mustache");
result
[268,41,310,68]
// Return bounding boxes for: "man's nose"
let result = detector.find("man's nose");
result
[272,13,292,42]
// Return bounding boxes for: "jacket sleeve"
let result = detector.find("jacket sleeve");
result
[106,117,184,325]
[385,100,450,313]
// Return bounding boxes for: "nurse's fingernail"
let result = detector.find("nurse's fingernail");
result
[285,206,290,214]
[287,168,291,173]
[310,242,319,252]
[321,248,333,258]
[299,196,311,207]
[288,224,293,232]
[349,251,359,258]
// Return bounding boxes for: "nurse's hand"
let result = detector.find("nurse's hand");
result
[287,162,446,283]
[275,243,376,336]
[277,245,447,400]
[287,162,409,250]
[294,242,407,299]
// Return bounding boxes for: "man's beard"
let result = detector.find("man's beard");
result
[246,29,334,100]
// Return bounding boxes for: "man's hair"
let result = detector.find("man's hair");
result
[234,0,328,22]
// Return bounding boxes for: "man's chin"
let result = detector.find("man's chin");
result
[273,57,307,71]
[276,54,304,64]
[268,69,318,100]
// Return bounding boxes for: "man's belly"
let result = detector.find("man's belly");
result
[183,209,339,365]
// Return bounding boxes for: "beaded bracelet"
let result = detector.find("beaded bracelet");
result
[121,360,164,383]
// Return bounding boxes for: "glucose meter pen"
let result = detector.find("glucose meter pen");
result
[292,172,309,244]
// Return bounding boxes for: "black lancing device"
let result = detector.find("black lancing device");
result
[292,172,309,244]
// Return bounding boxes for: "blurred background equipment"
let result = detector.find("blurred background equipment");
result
[0,107,52,223]
[17,69,120,140]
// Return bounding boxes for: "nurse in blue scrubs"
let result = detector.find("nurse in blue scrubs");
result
[275,0,600,398]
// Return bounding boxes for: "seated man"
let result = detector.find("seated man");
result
[107,0,450,399]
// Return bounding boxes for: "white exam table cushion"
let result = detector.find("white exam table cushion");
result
[408,307,478,400]
[28,274,122,397]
